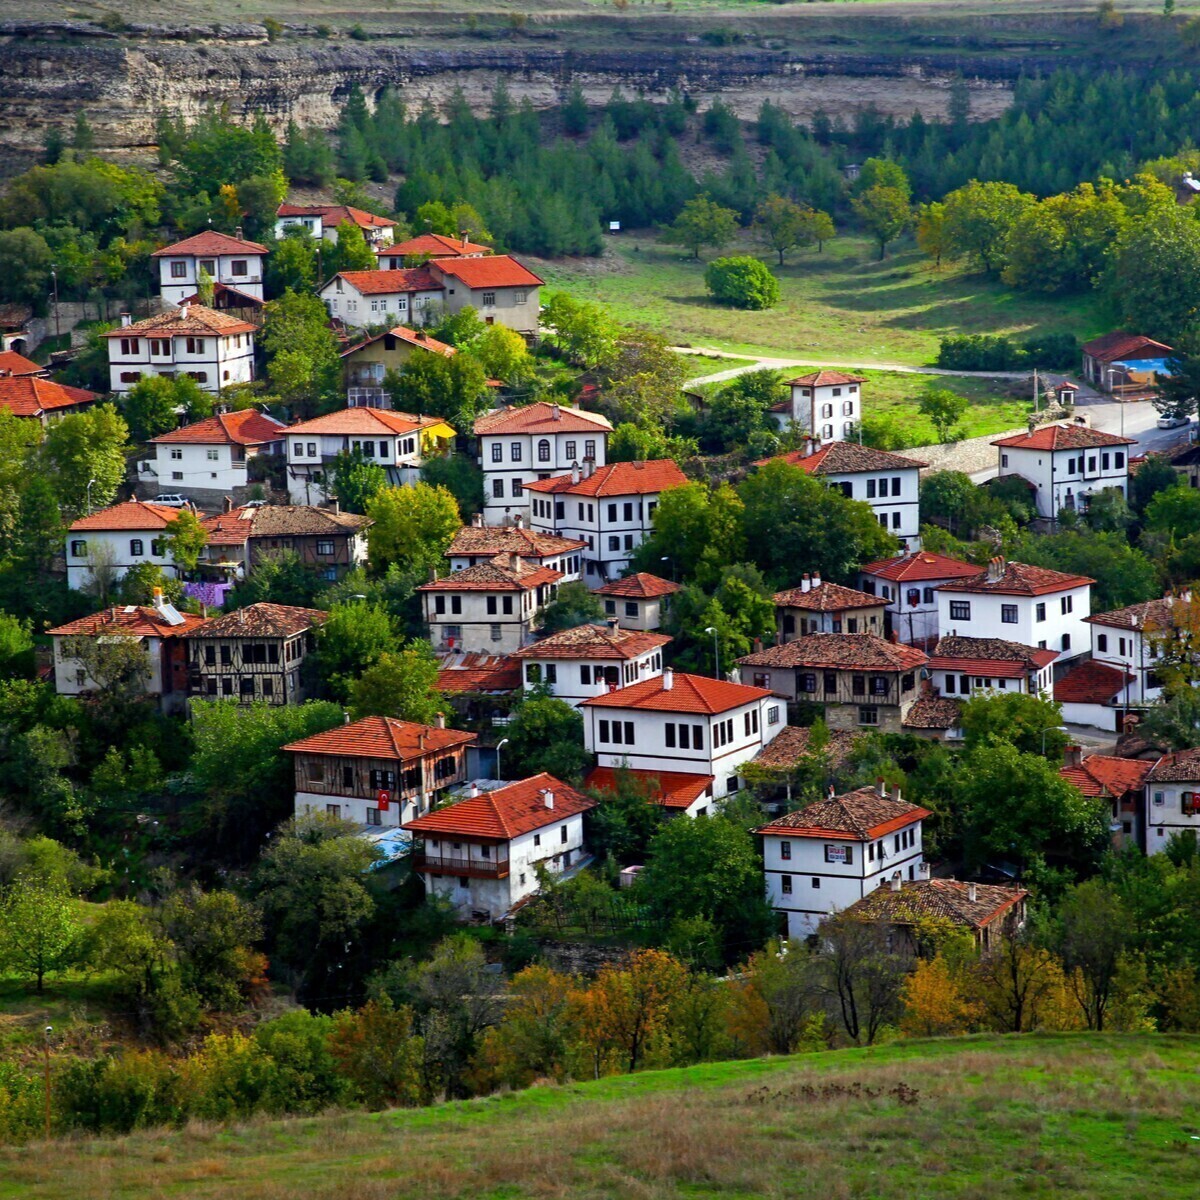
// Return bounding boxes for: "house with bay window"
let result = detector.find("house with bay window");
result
[153,229,268,307]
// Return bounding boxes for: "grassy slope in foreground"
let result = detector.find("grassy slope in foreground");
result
[3,1033,1199,1199]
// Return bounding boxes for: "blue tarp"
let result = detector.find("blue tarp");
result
[362,826,412,870]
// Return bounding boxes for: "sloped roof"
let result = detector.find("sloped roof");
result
[101,305,256,338]
[759,786,929,840]
[1060,754,1153,798]
[0,350,43,376]
[431,254,543,289]
[1081,332,1172,363]
[446,524,585,560]
[938,559,1094,596]
[579,670,770,715]
[845,878,1027,929]
[902,695,965,731]
[286,407,452,437]
[992,424,1136,451]
[585,766,713,811]
[0,376,97,417]
[752,725,864,771]
[512,623,670,661]
[1146,747,1200,783]
[48,605,210,639]
[593,572,681,599]
[199,505,371,546]
[69,500,183,532]
[186,603,327,639]
[522,460,687,498]
[860,551,980,584]
[284,715,475,760]
[1085,596,1183,632]
[152,230,268,257]
[277,203,396,231]
[757,441,928,474]
[434,651,522,694]
[1053,659,1134,705]
[151,409,287,446]
[333,269,440,296]
[773,581,883,612]
[474,401,612,436]
[386,233,491,258]
[341,325,456,360]
[418,555,562,593]
[929,636,1057,678]
[403,772,592,839]
[736,634,927,672]
[787,370,867,387]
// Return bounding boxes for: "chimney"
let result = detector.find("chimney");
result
[876,777,887,798]
[918,861,931,881]
[428,566,438,583]
[512,553,523,575]
[541,787,555,809]
[827,784,835,799]
[662,667,674,691]
[472,511,483,527]
[890,784,903,805]
[460,228,469,248]
[889,871,902,892]
[343,710,351,724]
[987,556,1005,583]
[1064,744,1083,769]
[584,459,595,480]
[238,607,245,625]
[968,882,978,903]
[514,513,524,529]
[435,711,445,729]
[552,404,561,421]
[419,730,426,750]
[753,637,763,652]
[235,225,244,241]
[811,573,821,589]
[120,312,132,327]
[223,495,234,514]
[330,498,340,515]
[571,462,581,485]
[889,628,899,644]
[801,574,811,593]
[468,780,479,798]
[606,617,620,636]
[110,605,118,622]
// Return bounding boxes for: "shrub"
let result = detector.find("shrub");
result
[58,1051,183,1134]
[936,334,1025,372]
[704,256,781,310]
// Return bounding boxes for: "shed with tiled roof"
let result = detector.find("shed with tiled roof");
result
[592,572,681,634]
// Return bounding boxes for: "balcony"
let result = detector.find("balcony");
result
[413,849,510,879]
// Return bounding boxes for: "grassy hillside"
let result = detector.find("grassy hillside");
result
[4,1034,1199,1199]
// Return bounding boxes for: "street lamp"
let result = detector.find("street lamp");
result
[85,477,96,515]
[660,555,672,582]
[43,1025,52,1139]
[495,737,510,781]
[704,625,720,680]
[49,265,60,347]
[1039,724,1069,756]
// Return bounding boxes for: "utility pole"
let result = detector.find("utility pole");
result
[1033,367,1039,413]
[50,266,61,348]
[43,1025,52,1140]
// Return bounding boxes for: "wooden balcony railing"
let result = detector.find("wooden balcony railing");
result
[413,850,510,879]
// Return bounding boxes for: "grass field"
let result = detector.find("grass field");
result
[537,234,1100,369]
[2,1034,1198,1198]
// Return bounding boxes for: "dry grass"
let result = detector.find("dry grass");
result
[2,1034,1200,1198]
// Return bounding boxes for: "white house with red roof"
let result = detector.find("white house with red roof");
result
[758,780,930,938]
[512,619,669,709]
[525,459,689,582]
[446,514,584,583]
[771,370,866,441]
[580,667,783,808]
[285,714,476,830]
[1143,749,1200,853]
[275,203,397,247]
[65,500,187,591]
[1084,594,1196,706]
[773,575,886,640]
[284,406,456,504]
[144,408,287,500]
[993,423,1135,519]
[152,230,269,306]
[474,401,612,526]
[1059,747,1153,850]
[103,304,256,395]
[937,556,1094,666]
[593,571,681,632]
[858,550,980,646]
[758,440,927,549]
[404,773,595,918]
[426,255,543,337]
[418,554,562,654]
[0,376,97,426]
[319,269,443,329]
[379,233,492,266]
[927,635,1057,700]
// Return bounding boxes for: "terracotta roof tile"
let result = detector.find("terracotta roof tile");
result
[773,581,883,612]
[1053,659,1134,705]
[593,572,680,599]
[186,603,327,639]
[199,505,371,545]
[1060,754,1153,798]
[585,766,713,810]
[1146,747,1200,783]
[150,409,286,446]
[431,255,543,289]
[512,623,670,661]
[287,407,452,437]
[386,233,491,258]
[759,785,929,840]
[938,559,1094,596]
[152,230,268,257]
[277,203,395,230]
[579,670,770,715]
[284,715,475,760]
[418,555,562,592]
[928,636,1057,678]
[102,304,256,338]
[0,376,97,417]
[902,695,965,730]
[786,370,867,387]
[446,524,585,560]
[736,634,927,672]
[845,878,1027,928]
[333,269,439,296]
[1081,332,1172,363]
[47,605,210,639]
[522,459,687,497]
[69,500,184,532]
[757,441,928,474]
[752,725,864,771]
[341,326,456,360]
[1085,596,1186,632]
[434,651,522,693]
[992,424,1136,451]
[403,772,592,839]
[474,402,611,436]
[0,350,43,376]
[860,551,980,584]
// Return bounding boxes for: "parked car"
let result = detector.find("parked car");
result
[240,499,268,508]
[151,493,189,507]
[1157,415,1190,429]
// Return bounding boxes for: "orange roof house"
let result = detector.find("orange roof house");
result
[0,376,98,423]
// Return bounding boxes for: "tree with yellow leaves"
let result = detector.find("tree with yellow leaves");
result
[900,953,983,1037]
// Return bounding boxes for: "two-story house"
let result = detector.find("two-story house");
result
[103,305,256,395]
[418,554,562,653]
[736,633,926,732]
[66,500,186,592]
[153,229,268,307]
[758,441,926,549]
[184,602,327,705]
[474,402,612,526]
[426,255,543,338]
[446,516,584,584]
[287,714,476,830]
[275,203,397,247]
[378,233,492,267]
[774,576,887,640]
[513,620,670,709]
[1144,749,1200,853]
[404,773,594,919]
[1060,747,1154,850]
[993,423,1136,519]
[580,667,783,808]
[769,370,865,441]
[341,326,456,390]
[285,406,456,504]
[927,636,1057,699]
[0,376,97,426]
[593,572,681,632]
[937,557,1094,667]
[144,409,287,504]
[525,459,689,583]
[858,551,981,646]
[47,589,210,714]
[758,781,930,938]
[319,269,444,329]
[1084,594,1198,706]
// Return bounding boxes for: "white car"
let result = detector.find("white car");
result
[151,493,189,507]
[1156,415,1190,429]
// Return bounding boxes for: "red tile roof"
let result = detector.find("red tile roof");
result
[752,725,864,770]
[48,604,211,639]
[152,230,268,257]
[773,581,883,612]
[902,695,965,731]
[446,524,585,560]
[474,401,611,436]
[431,254,543,289]
[522,459,688,497]
[0,376,97,417]
[586,766,713,810]
[199,505,371,546]
[186,603,327,639]
[579,670,771,715]
[759,785,929,840]
[938,559,1094,596]
[69,500,184,532]
[341,325,456,360]
[418,555,562,593]
[102,305,256,338]
[736,633,927,672]
[992,424,1136,451]
[928,636,1057,678]
[150,408,287,446]
[786,370,867,387]
[283,715,475,760]
[1085,596,1183,632]
[1146,747,1200,783]
[386,233,491,258]
[434,651,522,694]
[758,441,927,474]
[860,551,980,584]
[1060,754,1153,798]
[1081,332,1173,363]
[1053,659,1134,705]
[593,572,681,599]
[403,772,592,840]
[287,407,453,437]
[180,281,265,308]
[277,203,396,231]
[0,350,43,376]
[512,623,670,661]
[846,878,1027,929]
[333,269,440,296]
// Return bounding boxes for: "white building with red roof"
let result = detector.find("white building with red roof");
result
[773,574,886,640]
[418,553,562,654]
[474,401,612,526]
[65,500,187,591]
[993,422,1135,519]
[275,203,397,247]
[286,715,476,830]
[103,304,256,395]
[758,780,930,938]
[152,229,269,306]
[927,635,1057,699]
[447,514,584,583]
[513,618,670,708]
[525,459,689,583]
[580,667,783,807]
[379,233,492,265]
[319,268,443,329]
[771,370,866,441]
[426,255,543,337]
[858,550,981,646]
[758,440,927,550]
[404,772,595,918]
[937,556,1094,666]
[144,408,287,500]
[0,376,97,426]
[284,406,457,504]
[1084,594,1197,707]
[593,571,681,632]
[1059,747,1153,850]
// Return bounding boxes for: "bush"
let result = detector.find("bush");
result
[58,1051,183,1134]
[936,332,1079,372]
[704,257,781,310]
